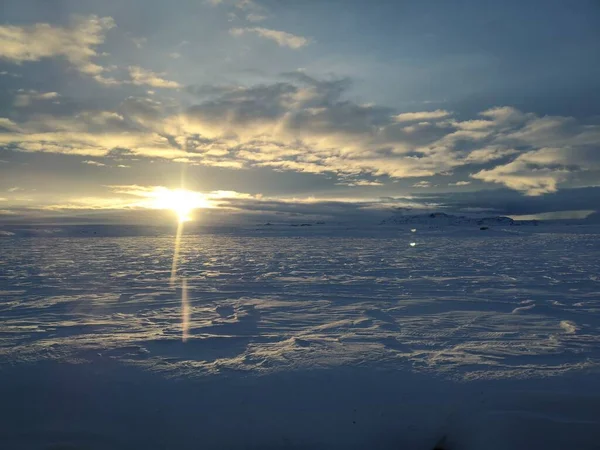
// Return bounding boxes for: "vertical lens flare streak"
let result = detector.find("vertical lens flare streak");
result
[170,220,185,287]
[171,213,189,343]
[181,279,190,343]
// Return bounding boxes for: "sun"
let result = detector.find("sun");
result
[148,188,210,223]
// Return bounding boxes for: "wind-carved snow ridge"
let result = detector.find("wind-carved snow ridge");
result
[0,233,599,377]
[0,231,599,449]
[511,300,536,314]
[559,320,578,334]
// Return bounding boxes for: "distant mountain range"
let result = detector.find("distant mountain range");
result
[380,212,539,227]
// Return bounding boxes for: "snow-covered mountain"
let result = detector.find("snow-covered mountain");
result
[380,212,539,227]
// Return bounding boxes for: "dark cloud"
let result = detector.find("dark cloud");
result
[187,82,298,124]
[413,187,600,217]
[4,185,596,226]
[0,196,413,226]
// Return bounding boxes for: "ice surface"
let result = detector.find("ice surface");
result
[1,228,599,449]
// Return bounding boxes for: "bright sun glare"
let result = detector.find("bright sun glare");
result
[149,188,210,223]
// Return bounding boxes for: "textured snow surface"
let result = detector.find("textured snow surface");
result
[1,230,600,449]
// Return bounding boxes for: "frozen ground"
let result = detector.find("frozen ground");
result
[1,226,600,449]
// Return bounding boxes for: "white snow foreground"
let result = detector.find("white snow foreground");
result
[0,229,599,449]
[1,362,598,449]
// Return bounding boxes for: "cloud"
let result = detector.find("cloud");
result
[0,70,22,78]
[128,66,181,88]
[208,0,266,13]
[2,73,600,196]
[449,181,471,186]
[465,111,600,194]
[13,90,60,107]
[394,110,452,122]
[471,158,569,196]
[480,106,528,124]
[412,186,600,218]
[465,146,518,163]
[132,37,147,49]
[337,179,384,187]
[230,27,310,48]
[246,13,268,22]
[82,160,107,166]
[0,109,169,158]
[412,181,433,188]
[0,15,116,84]
[107,184,254,202]
[0,118,21,131]
[510,210,596,220]
[16,185,595,226]
[0,184,428,225]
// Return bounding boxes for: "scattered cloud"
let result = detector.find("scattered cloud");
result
[13,90,60,107]
[230,27,310,49]
[128,66,181,88]
[0,70,21,78]
[234,0,263,11]
[449,181,471,186]
[471,157,569,196]
[394,110,452,122]
[132,37,147,49]
[337,179,384,187]
[246,13,267,22]
[412,181,433,188]
[465,146,518,163]
[0,15,116,84]
[169,52,182,59]
[82,160,107,166]
[208,0,266,13]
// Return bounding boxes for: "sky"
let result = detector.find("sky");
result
[1,0,599,224]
